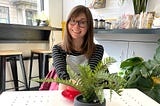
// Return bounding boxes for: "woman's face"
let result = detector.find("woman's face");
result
[68,13,88,40]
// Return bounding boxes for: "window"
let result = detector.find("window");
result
[26,9,37,25]
[0,6,9,23]
[0,0,44,25]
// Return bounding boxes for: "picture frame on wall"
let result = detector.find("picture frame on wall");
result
[92,0,106,9]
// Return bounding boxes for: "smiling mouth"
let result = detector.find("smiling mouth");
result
[72,29,81,34]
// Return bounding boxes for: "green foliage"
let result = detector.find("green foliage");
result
[119,40,160,103]
[133,0,148,14]
[35,57,126,104]
[119,0,148,14]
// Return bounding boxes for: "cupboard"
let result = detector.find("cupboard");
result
[94,29,160,73]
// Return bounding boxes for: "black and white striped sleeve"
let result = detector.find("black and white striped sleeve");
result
[52,45,70,80]
[89,44,104,70]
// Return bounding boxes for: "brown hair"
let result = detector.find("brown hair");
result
[62,5,95,58]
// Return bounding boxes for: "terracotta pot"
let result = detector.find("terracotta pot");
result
[74,94,106,106]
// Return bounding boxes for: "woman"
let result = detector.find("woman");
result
[40,5,104,90]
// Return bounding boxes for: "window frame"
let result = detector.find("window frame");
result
[0,6,9,24]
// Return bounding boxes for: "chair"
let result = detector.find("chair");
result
[0,50,28,93]
[28,49,52,88]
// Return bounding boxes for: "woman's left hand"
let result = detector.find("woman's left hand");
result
[58,83,68,90]
[58,79,76,90]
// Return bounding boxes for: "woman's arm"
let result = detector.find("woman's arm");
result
[89,44,104,70]
[52,45,70,80]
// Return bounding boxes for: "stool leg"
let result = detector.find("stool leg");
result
[9,57,19,91]
[29,52,33,88]
[19,55,29,90]
[42,54,46,79]
[44,54,49,76]
[39,54,43,79]
[0,57,6,93]
[39,54,48,79]
[39,53,45,85]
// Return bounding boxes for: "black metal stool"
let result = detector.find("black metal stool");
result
[0,50,28,93]
[29,49,52,88]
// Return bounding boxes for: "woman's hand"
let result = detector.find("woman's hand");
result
[58,83,68,90]
[58,79,76,90]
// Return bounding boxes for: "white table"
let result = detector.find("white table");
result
[0,89,159,106]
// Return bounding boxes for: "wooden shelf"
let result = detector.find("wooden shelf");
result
[94,28,160,34]
[0,23,62,43]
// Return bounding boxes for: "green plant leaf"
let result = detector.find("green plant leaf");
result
[138,64,149,78]
[133,0,148,14]
[144,84,160,103]
[120,57,144,69]
[120,39,160,103]
[34,57,126,104]
[154,46,160,63]
[136,77,153,90]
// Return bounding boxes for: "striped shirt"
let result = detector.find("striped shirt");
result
[52,44,104,80]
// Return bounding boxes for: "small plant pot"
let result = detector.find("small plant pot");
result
[74,94,106,106]
[39,20,49,26]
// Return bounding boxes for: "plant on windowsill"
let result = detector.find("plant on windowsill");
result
[35,57,126,106]
[119,39,160,103]
[38,11,49,26]
[32,11,50,26]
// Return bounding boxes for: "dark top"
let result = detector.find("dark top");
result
[52,44,104,80]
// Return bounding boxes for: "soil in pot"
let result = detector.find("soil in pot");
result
[74,94,106,106]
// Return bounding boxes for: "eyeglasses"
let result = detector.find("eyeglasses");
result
[69,19,88,28]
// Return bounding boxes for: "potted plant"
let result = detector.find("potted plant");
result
[33,11,49,26]
[132,0,148,14]
[120,0,148,14]
[39,11,49,26]
[119,39,160,103]
[32,14,41,26]
[35,57,126,106]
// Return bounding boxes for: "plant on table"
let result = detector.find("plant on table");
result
[35,57,126,105]
[119,39,160,103]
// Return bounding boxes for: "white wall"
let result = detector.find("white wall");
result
[147,0,160,16]
[46,0,63,47]
[87,0,134,19]
[62,0,133,20]
[62,0,160,20]
[62,0,86,21]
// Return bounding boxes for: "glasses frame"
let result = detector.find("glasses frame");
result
[69,19,88,28]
